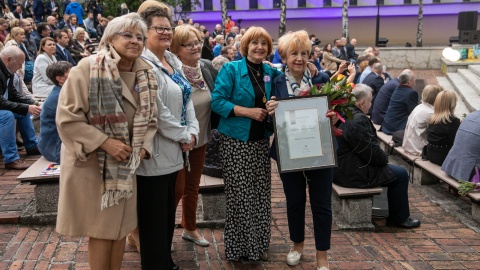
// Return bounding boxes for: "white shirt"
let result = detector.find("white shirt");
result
[402,102,434,155]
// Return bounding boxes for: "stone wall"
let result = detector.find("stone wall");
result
[358,47,444,70]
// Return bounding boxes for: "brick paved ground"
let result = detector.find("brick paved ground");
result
[2,69,480,269]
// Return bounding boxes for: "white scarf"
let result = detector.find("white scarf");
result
[284,67,312,97]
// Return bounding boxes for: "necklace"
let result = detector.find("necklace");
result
[248,68,266,103]
[247,63,262,77]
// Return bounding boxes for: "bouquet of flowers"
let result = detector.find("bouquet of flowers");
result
[458,167,480,196]
[310,73,357,136]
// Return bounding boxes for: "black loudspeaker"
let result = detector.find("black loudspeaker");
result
[459,30,480,44]
[458,11,478,30]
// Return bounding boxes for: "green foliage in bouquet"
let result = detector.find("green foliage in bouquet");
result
[310,74,357,119]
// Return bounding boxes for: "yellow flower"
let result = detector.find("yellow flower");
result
[337,74,345,80]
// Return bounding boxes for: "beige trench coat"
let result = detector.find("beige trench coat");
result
[55,56,157,240]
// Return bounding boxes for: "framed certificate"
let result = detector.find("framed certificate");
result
[273,95,337,173]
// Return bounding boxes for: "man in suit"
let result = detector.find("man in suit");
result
[32,0,45,24]
[358,56,380,84]
[371,73,403,125]
[54,29,76,66]
[345,38,358,63]
[0,46,41,170]
[33,22,51,48]
[8,0,17,11]
[362,62,384,114]
[332,38,347,60]
[45,0,59,16]
[19,19,37,61]
[13,5,26,19]
[380,70,418,135]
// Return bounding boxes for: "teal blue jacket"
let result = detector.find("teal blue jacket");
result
[211,58,282,141]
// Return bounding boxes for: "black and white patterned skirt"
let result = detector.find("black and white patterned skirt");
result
[220,134,271,261]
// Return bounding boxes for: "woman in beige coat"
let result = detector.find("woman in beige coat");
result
[55,13,158,270]
[321,43,344,74]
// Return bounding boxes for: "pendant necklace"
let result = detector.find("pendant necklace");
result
[248,65,266,103]
[247,63,262,77]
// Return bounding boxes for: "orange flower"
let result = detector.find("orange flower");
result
[337,74,345,80]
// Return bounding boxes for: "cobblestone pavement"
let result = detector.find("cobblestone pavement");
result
[2,69,480,269]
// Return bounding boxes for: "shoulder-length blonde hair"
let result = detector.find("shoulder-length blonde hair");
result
[170,24,201,55]
[239,26,273,57]
[422,85,443,106]
[277,30,311,61]
[429,90,457,125]
[73,27,87,40]
[5,27,24,43]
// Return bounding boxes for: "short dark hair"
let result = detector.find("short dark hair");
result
[368,57,380,66]
[53,29,67,41]
[139,6,172,28]
[37,22,49,33]
[46,61,73,86]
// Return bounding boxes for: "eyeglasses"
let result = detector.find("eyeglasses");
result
[180,41,203,50]
[115,32,146,43]
[148,26,175,34]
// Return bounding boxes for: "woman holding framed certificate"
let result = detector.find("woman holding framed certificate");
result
[266,30,336,270]
[211,26,282,261]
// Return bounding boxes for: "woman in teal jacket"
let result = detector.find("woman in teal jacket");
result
[211,26,282,261]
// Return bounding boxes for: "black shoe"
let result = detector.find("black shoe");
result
[387,217,421,229]
[26,146,41,156]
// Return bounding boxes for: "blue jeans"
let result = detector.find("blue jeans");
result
[0,110,37,163]
[87,29,97,39]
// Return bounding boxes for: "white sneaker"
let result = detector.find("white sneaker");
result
[286,249,302,266]
[317,266,329,270]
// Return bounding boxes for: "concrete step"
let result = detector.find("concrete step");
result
[457,68,480,96]
[436,76,471,116]
[469,65,480,78]
[447,72,480,112]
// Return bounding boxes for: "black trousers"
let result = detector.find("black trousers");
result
[279,168,333,251]
[385,164,410,223]
[137,172,178,269]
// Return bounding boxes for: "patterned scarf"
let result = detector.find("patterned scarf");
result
[88,47,158,210]
[284,66,312,97]
[182,63,205,91]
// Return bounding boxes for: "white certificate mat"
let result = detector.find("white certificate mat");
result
[273,95,337,172]
[285,108,323,159]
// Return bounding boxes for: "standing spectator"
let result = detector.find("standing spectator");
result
[334,84,421,229]
[426,90,460,166]
[83,11,96,39]
[37,61,72,163]
[61,0,68,15]
[380,70,418,135]
[65,0,83,26]
[45,0,59,16]
[224,15,234,34]
[212,34,224,57]
[402,85,443,156]
[7,0,16,12]
[23,0,32,18]
[95,17,107,41]
[170,24,219,248]
[211,26,282,261]
[32,37,57,97]
[55,13,158,270]
[0,46,41,170]
[87,0,102,26]
[32,0,44,24]
[54,29,75,65]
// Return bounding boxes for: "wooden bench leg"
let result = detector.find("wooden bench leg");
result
[332,193,376,231]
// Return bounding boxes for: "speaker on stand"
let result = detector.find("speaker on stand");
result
[458,11,479,44]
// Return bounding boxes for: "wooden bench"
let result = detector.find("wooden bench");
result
[331,183,383,231]
[17,157,60,224]
[372,123,394,153]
